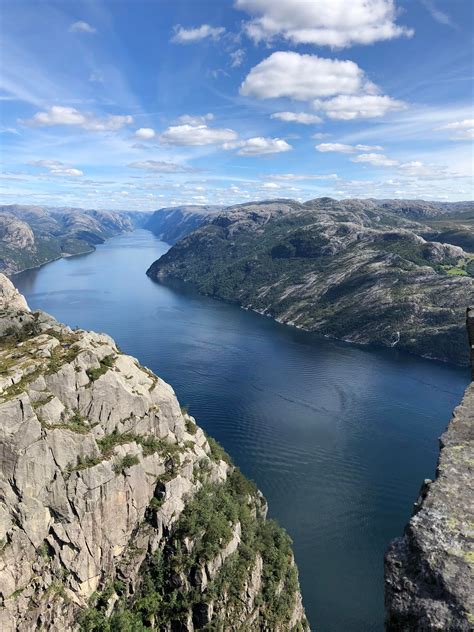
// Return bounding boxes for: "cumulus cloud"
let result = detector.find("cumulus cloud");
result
[314,94,406,120]
[225,137,292,155]
[235,0,413,48]
[30,159,84,177]
[177,113,214,125]
[171,24,225,43]
[128,160,194,173]
[271,111,322,124]
[240,52,375,100]
[316,142,384,153]
[436,119,474,140]
[69,21,97,34]
[160,123,238,146]
[134,127,156,140]
[20,106,133,131]
[351,153,399,167]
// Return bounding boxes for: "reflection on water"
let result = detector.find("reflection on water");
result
[13,230,469,632]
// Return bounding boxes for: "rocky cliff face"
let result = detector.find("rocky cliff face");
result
[0,274,308,631]
[384,309,474,630]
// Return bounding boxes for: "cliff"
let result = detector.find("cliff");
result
[384,309,474,630]
[0,274,308,631]
[147,198,474,366]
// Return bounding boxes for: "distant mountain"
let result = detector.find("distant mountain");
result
[0,205,143,275]
[145,205,223,244]
[148,197,474,365]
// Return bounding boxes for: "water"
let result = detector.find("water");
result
[13,229,469,632]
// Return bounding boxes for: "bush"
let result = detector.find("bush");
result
[113,454,140,474]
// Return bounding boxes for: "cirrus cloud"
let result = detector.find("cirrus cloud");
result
[235,0,413,48]
[351,153,399,167]
[316,142,384,153]
[128,160,195,173]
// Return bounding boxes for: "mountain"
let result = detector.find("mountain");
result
[147,198,474,365]
[145,206,223,245]
[0,274,308,631]
[0,205,141,276]
[385,308,474,630]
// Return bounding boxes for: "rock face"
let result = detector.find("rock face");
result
[0,206,136,275]
[384,310,474,630]
[0,274,308,631]
[148,197,474,365]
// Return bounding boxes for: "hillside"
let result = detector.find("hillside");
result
[0,274,308,631]
[0,206,138,276]
[147,198,474,365]
[145,206,222,244]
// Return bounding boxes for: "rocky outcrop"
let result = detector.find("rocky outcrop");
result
[0,274,308,631]
[384,311,474,630]
[147,198,474,365]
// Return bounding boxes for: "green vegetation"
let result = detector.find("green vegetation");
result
[112,454,140,474]
[86,355,115,382]
[79,466,300,631]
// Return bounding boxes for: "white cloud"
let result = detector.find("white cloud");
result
[271,111,322,124]
[315,94,406,120]
[436,119,474,140]
[225,137,292,155]
[268,173,338,181]
[351,153,399,167]
[316,142,384,153]
[171,24,225,43]
[30,159,84,177]
[128,160,194,173]
[240,52,375,100]
[262,182,281,189]
[421,0,455,27]
[134,127,156,140]
[69,21,97,34]
[160,123,238,146]
[20,106,133,131]
[230,49,245,68]
[235,0,413,48]
[177,113,214,125]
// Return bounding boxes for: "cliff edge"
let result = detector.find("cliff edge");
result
[0,274,308,631]
[385,309,474,630]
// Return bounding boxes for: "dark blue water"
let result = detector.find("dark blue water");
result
[13,230,469,632]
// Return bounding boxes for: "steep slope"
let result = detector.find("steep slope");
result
[384,309,474,630]
[0,206,136,275]
[147,198,474,365]
[0,274,308,632]
[145,206,223,245]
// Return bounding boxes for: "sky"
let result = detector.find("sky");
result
[0,0,473,210]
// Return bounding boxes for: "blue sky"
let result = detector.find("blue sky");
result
[1,0,473,209]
